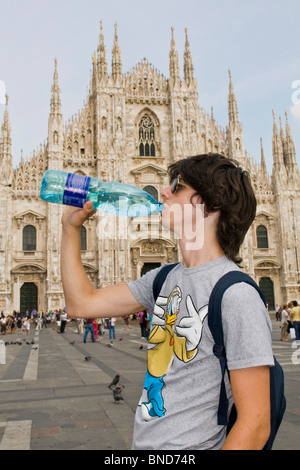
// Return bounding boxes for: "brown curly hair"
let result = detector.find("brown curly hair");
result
[167,154,257,266]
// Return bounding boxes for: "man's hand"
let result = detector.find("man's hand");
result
[61,201,96,230]
[175,296,208,351]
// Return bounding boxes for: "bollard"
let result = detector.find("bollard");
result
[0,340,6,365]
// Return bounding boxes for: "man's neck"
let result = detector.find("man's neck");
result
[179,238,224,268]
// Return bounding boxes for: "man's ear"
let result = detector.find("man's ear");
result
[191,193,208,218]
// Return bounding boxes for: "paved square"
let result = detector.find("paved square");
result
[0,317,298,450]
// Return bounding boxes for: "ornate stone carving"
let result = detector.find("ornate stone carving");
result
[142,241,162,254]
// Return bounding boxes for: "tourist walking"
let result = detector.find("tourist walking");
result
[109,317,116,340]
[138,310,148,339]
[290,300,300,344]
[60,309,68,333]
[23,317,31,336]
[280,305,289,341]
[83,319,95,343]
[0,312,7,335]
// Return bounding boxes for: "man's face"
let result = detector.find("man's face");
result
[160,176,205,249]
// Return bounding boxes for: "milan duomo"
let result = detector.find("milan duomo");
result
[0,22,299,315]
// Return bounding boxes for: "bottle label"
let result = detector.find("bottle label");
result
[63,173,91,208]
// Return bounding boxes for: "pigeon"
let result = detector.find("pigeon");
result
[32,346,38,350]
[69,340,75,345]
[113,385,124,403]
[85,356,91,361]
[119,337,122,341]
[108,374,120,389]
[139,345,143,349]
[106,343,112,348]
[31,340,35,344]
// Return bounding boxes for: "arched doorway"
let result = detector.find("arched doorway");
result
[20,283,38,315]
[259,277,275,311]
[141,263,161,277]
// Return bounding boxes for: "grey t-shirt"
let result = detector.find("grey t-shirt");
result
[127,256,274,450]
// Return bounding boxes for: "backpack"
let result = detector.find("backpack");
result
[152,264,286,450]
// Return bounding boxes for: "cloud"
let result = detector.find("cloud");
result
[290,103,300,125]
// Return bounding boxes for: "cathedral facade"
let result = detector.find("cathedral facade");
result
[0,22,299,314]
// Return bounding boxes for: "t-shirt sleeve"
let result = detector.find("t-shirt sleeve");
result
[221,282,275,370]
[127,264,165,314]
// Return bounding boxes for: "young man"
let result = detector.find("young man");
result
[61,154,274,450]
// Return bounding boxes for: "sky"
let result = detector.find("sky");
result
[0,0,300,174]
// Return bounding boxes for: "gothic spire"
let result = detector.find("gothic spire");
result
[284,111,297,173]
[260,137,267,179]
[92,53,98,92]
[228,69,239,124]
[0,94,13,186]
[97,20,107,80]
[226,70,244,161]
[272,110,286,179]
[183,28,194,87]
[112,23,122,82]
[0,94,12,155]
[279,115,286,148]
[169,27,180,87]
[50,57,61,116]
[48,58,63,157]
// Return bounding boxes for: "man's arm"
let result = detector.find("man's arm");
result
[221,366,271,450]
[61,201,144,318]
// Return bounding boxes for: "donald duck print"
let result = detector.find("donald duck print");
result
[140,285,208,421]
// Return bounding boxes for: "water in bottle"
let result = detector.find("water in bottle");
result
[40,170,163,217]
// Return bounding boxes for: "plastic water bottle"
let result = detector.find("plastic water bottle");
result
[40,170,163,217]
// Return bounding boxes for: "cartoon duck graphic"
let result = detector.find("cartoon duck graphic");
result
[140,285,208,421]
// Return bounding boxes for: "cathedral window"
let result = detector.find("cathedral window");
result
[257,225,268,249]
[80,226,87,251]
[139,115,156,157]
[23,225,36,251]
[143,185,158,201]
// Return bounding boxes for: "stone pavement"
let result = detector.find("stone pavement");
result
[0,319,146,450]
[0,316,299,450]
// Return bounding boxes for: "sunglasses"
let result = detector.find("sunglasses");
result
[170,176,189,194]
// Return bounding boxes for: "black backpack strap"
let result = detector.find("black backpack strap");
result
[152,263,179,301]
[208,271,267,426]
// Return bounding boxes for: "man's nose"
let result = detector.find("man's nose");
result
[161,186,171,200]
